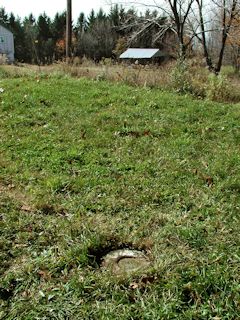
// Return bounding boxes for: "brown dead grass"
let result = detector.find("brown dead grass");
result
[1,59,240,102]
[0,183,34,212]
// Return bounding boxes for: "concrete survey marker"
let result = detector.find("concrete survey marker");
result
[102,249,150,274]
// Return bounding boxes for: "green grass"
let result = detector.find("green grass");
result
[0,76,239,319]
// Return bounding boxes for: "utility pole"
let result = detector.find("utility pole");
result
[66,0,72,60]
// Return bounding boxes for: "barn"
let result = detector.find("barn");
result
[0,25,14,63]
[119,48,167,64]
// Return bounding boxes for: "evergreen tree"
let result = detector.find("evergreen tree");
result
[36,13,54,64]
[96,8,106,22]
[87,9,96,29]
[52,12,66,41]
[109,5,120,27]
[0,7,9,27]
[37,12,52,41]
[8,13,26,62]
[76,12,87,34]
[23,14,38,63]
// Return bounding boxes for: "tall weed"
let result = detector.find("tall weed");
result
[206,74,230,102]
[170,60,192,94]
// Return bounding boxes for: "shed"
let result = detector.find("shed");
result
[120,48,165,60]
[0,25,14,63]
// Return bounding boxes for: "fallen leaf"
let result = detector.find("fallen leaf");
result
[129,282,139,290]
[141,275,156,284]
[21,205,32,212]
[205,176,213,187]
[38,270,51,280]
[143,130,151,136]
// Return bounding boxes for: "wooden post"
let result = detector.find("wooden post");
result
[66,0,72,61]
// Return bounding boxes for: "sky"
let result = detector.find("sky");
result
[0,0,112,21]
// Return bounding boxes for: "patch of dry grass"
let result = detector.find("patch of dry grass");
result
[1,58,240,102]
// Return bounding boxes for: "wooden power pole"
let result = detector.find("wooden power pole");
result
[66,0,72,60]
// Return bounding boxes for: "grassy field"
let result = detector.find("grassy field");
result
[0,75,239,319]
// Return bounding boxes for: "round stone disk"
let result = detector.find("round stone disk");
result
[102,249,150,274]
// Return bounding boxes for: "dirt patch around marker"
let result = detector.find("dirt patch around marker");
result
[87,238,151,274]
[102,249,151,274]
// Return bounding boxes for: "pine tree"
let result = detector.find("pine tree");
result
[36,13,54,64]
[52,12,66,41]
[109,5,120,27]
[87,9,96,30]
[8,13,26,62]
[76,12,87,34]
[96,8,106,22]
[0,7,9,27]
[23,14,38,63]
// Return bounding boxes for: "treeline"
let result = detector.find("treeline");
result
[1,1,239,72]
[0,6,169,64]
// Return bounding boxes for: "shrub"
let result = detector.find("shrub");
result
[206,73,230,102]
[170,59,192,94]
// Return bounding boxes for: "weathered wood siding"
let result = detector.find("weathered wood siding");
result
[0,25,14,63]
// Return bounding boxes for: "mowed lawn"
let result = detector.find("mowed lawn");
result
[0,76,239,319]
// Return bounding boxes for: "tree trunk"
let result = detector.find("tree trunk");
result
[196,0,215,72]
[215,0,238,74]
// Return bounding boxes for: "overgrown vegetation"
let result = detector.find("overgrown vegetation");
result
[0,76,239,318]
[1,60,240,103]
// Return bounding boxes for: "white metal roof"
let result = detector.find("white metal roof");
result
[120,48,163,59]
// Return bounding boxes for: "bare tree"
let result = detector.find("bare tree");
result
[226,17,240,70]
[164,0,195,58]
[195,0,240,73]
[116,0,196,58]
[154,0,240,71]
[114,0,240,71]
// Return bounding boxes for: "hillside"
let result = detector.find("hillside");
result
[0,77,239,319]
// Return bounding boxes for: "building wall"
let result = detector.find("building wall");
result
[0,25,14,63]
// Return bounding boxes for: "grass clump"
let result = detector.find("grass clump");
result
[0,76,239,319]
[170,59,192,94]
[206,73,230,102]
